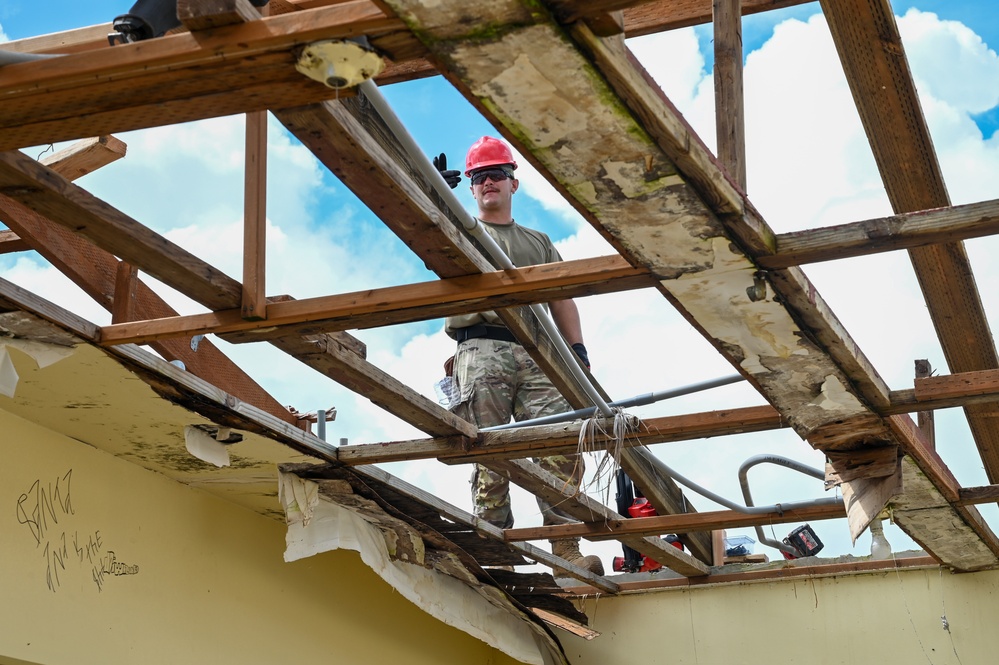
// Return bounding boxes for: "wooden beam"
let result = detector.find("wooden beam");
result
[505,501,846,542]
[915,359,935,449]
[99,255,649,345]
[758,198,999,269]
[0,230,31,254]
[269,333,476,438]
[487,459,710,577]
[1,139,464,438]
[821,0,999,485]
[111,262,140,324]
[713,0,746,190]
[547,0,812,36]
[177,0,263,31]
[242,111,268,321]
[338,405,785,465]
[0,150,242,310]
[40,136,127,180]
[958,484,999,507]
[0,4,406,152]
[913,368,999,405]
[0,139,299,426]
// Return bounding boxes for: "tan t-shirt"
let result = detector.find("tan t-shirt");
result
[445,219,562,338]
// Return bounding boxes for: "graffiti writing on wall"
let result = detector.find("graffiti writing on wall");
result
[14,469,139,593]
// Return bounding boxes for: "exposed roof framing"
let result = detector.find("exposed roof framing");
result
[2,0,998,592]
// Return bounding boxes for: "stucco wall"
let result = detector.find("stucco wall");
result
[566,563,999,664]
[0,408,517,665]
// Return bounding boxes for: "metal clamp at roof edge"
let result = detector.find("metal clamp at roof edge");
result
[357,79,614,418]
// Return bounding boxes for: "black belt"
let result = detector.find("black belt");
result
[455,324,518,344]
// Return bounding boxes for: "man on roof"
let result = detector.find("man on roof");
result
[438,136,603,577]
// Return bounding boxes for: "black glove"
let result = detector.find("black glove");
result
[571,343,590,370]
[433,153,461,189]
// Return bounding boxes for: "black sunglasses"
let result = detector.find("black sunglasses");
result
[469,168,514,186]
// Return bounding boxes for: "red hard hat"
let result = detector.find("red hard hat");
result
[465,136,518,176]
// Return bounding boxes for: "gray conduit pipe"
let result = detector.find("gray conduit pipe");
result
[739,454,828,555]
[0,51,60,66]
[650,453,840,519]
[482,373,745,431]
[358,78,614,417]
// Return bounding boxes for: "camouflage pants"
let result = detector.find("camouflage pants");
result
[452,338,584,528]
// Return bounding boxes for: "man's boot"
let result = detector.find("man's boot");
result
[550,538,604,577]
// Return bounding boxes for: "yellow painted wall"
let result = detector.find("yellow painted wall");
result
[566,565,999,664]
[0,409,518,665]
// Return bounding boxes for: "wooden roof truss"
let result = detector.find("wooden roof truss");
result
[2,0,999,592]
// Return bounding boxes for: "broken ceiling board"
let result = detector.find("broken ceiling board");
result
[0,311,329,521]
[0,4,408,151]
[294,461,621,593]
[820,0,999,483]
[278,472,572,665]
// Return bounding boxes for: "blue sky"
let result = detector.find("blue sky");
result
[3,2,999,564]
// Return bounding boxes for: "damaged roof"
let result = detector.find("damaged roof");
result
[2,0,999,642]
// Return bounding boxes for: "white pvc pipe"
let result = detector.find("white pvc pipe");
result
[358,78,614,417]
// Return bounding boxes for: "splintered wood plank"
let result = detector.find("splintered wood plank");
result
[382,0,998,570]
[820,0,999,484]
